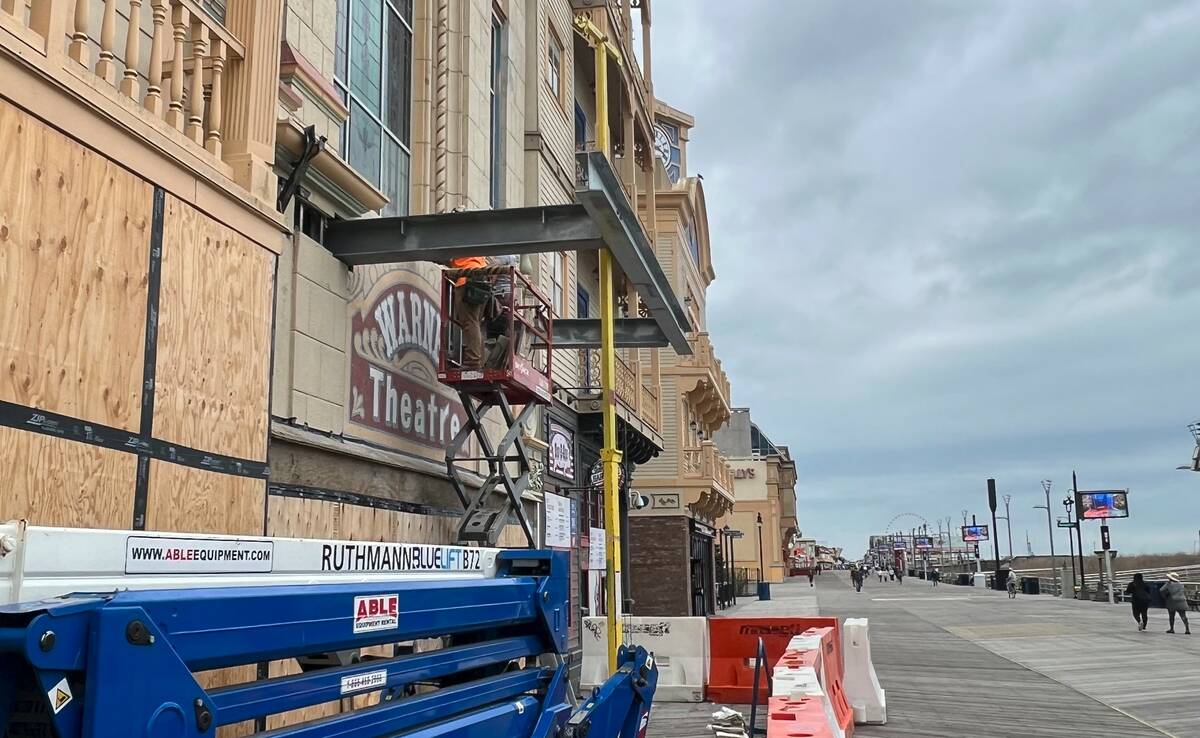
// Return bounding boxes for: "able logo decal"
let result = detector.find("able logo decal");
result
[353,594,399,634]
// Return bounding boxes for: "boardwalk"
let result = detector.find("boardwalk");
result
[648,572,1198,738]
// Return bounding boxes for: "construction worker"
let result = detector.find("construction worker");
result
[449,255,488,370]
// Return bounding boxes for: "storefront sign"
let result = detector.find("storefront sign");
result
[544,492,571,549]
[589,459,625,490]
[547,419,576,481]
[733,468,756,479]
[347,265,466,453]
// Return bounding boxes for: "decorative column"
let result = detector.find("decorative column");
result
[222,0,285,203]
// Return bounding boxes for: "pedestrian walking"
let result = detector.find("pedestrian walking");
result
[878,568,885,584]
[1160,573,1191,635]
[1124,573,1150,631]
[808,568,815,587]
[931,569,940,587]
[895,567,903,585]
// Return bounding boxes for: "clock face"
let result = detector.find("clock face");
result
[653,125,672,166]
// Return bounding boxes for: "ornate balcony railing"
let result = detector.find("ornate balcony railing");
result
[682,441,733,497]
[577,348,660,435]
[2,0,244,175]
[677,331,732,406]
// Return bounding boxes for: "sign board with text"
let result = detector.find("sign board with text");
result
[588,527,606,570]
[544,492,571,549]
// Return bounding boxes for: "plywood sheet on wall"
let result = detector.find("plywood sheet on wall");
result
[154,193,273,462]
[194,666,258,737]
[0,98,151,432]
[265,495,457,543]
[145,461,265,536]
[265,658,342,729]
[0,427,135,528]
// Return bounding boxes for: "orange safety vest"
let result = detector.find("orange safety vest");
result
[449,256,488,286]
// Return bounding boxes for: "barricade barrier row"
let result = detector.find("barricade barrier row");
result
[766,695,837,738]
[581,616,708,702]
[706,616,839,704]
[842,618,886,724]
[772,627,852,738]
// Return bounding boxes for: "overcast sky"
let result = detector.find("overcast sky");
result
[650,1,1200,556]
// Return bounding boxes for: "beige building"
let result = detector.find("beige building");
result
[622,102,739,618]
[713,408,799,584]
[270,0,673,685]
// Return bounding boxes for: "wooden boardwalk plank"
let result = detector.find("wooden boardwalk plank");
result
[646,572,1181,738]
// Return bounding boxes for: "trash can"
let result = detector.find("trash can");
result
[757,582,772,600]
[1021,577,1040,595]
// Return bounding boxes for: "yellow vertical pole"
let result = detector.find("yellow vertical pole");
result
[595,37,623,676]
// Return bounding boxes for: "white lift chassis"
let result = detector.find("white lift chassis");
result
[0,522,658,738]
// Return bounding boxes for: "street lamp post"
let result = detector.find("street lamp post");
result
[755,513,768,600]
[1060,514,1076,598]
[1035,480,1059,596]
[1062,497,1080,598]
[1003,494,1014,560]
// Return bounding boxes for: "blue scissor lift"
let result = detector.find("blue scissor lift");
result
[0,549,657,738]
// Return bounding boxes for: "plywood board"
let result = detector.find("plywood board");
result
[154,193,274,462]
[265,494,457,544]
[0,427,135,528]
[0,98,151,432]
[145,461,265,536]
[265,659,341,729]
[193,665,257,737]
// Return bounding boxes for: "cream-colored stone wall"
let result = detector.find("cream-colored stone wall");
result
[282,0,343,149]
[727,459,769,502]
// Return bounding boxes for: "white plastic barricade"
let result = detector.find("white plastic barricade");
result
[843,618,886,724]
[581,616,708,702]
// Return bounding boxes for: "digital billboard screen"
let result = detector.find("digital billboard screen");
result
[961,525,989,542]
[914,536,933,550]
[892,540,908,550]
[1078,490,1129,520]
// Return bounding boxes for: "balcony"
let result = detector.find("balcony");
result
[0,0,277,205]
[675,331,731,428]
[680,441,735,522]
[574,348,663,456]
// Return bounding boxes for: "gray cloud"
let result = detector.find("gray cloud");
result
[651,1,1200,554]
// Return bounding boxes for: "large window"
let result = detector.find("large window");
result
[490,14,504,209]
[335,0,412,216]
[547,25,564,105]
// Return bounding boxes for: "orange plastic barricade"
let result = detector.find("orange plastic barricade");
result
[826,677,854,738]
[766,695,836,738]
[801,626,843,687]
[706,617,839,704]
[775,627,853,738]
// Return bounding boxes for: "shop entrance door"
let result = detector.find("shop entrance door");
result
[690,529,715,616]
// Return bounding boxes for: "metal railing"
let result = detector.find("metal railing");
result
[574,348,661,434]
[734,567,760,598]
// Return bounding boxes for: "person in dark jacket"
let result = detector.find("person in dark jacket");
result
[1160,573,1191,634]
[1124,572,1151,631]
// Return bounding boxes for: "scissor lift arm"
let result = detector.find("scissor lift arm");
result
[0,549,657,738]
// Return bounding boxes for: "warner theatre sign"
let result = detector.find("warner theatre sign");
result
[347,265,467,451]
